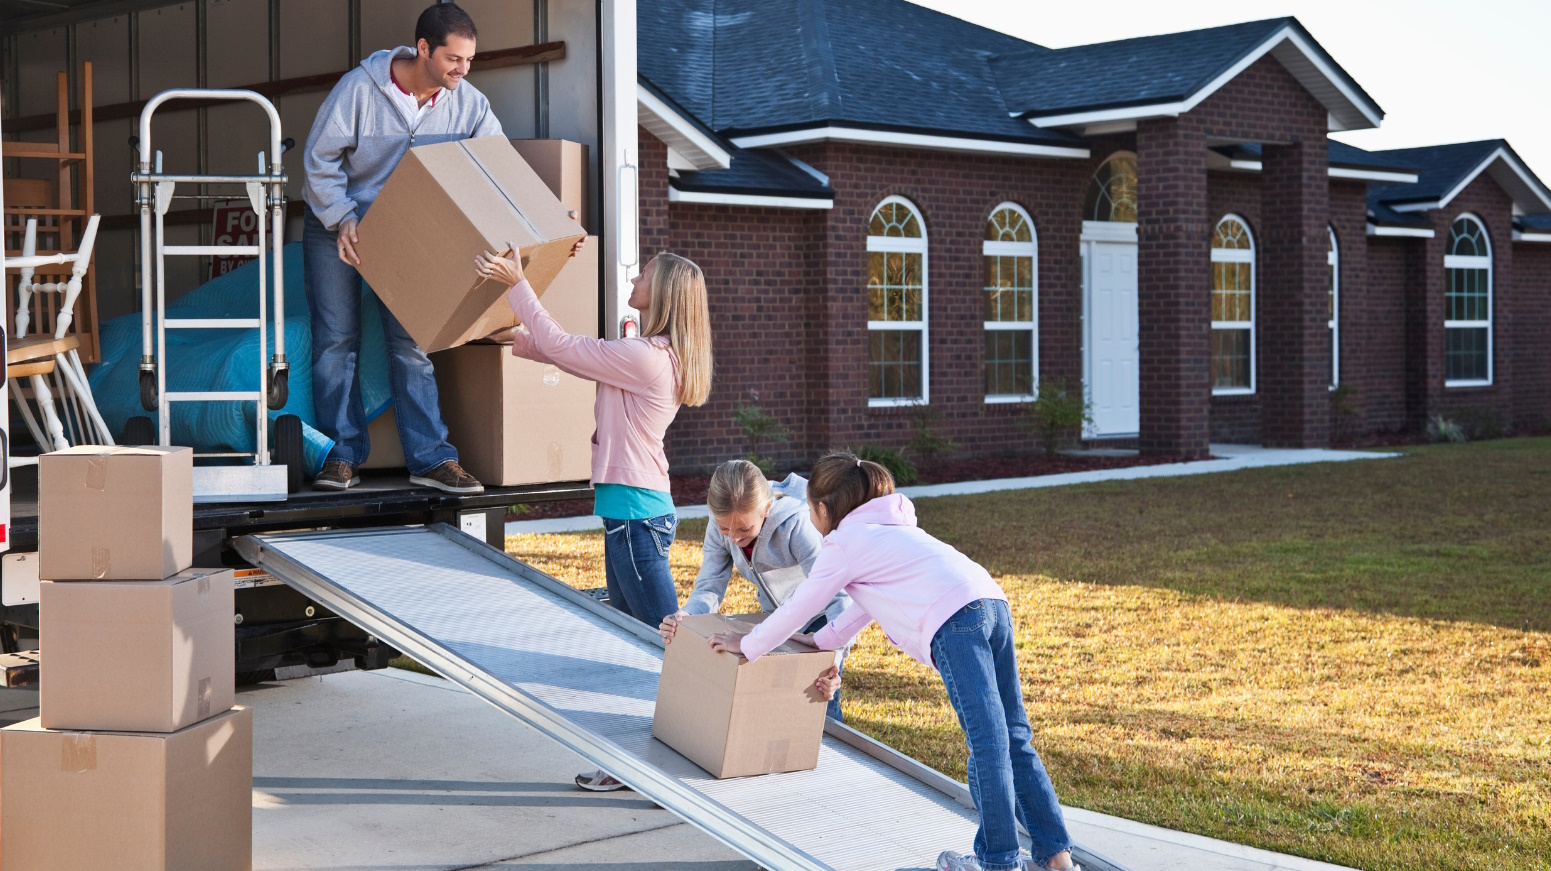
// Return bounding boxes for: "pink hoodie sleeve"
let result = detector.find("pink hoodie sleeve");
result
[507,328,554,364]
[742,545,853,662]
[505,279,668,392]
[813,602,872,650]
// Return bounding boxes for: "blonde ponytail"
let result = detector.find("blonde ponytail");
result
[642,252,713,407]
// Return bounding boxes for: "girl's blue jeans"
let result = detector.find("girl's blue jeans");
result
[932,598,1073,871]
[601,514,681,626]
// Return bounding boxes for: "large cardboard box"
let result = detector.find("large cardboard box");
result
[40,568,236,732]
[432,236,599,486]
[510,139,589,231]
[38,445,193,581]
[355,135,587,353]
[652,613,835,779]
[0,706,253,871]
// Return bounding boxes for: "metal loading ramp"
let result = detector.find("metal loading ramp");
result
[236,525,1127,871]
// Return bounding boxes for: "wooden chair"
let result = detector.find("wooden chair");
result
[6,215,106,452]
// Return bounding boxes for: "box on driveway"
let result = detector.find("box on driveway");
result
[0,706,253,871]
[652,613,835,779]
[354,135,587,353]
[40,568,236,732]
[38,445,193,581]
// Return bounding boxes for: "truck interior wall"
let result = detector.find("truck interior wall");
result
[4,0,596,326]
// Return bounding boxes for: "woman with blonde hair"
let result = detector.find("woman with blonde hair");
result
[478,247,711,631]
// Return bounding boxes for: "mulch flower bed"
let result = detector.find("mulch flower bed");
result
[505,451,1206,523]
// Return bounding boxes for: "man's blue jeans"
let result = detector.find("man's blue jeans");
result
[932,599,1073,871]
[601,514,682,627]
[303,208,457,475]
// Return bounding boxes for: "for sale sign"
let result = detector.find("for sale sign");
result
[210,204,260,277]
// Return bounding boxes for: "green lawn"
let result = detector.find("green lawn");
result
[509,438,1551,871]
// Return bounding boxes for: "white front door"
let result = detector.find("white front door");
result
[1084,238,1140,437]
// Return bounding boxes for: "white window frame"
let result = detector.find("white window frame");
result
[1444,213,1493,388]
[983,203,1039,403]
[867,196,930,407]
[1211,214,1256,396]
[1329,227,1339,389]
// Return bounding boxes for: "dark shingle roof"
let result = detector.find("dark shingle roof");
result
[991,18,1291,118]
[1328,140,1420,172]
[1517,214,1551,232]
[673,146,833,199]
[1213,140,1421,173]
[1367,140,1509,208]
[638,0,1085,147]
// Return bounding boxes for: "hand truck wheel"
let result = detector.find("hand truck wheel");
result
[123,415,157,446]
[273,413,304,494]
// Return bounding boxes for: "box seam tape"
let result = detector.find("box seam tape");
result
[458,140,542,240]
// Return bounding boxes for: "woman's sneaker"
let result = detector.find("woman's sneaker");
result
[574,769,629,792]
[936,850,983,871]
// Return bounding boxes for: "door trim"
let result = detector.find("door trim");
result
[1082,237,1141,438]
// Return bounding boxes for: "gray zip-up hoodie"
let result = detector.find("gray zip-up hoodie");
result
[684,474,852,644]
[303,47,503,231]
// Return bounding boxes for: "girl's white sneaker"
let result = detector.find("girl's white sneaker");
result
[936,850,984,871]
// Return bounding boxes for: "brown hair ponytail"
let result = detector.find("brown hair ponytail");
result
[807,451,896,528]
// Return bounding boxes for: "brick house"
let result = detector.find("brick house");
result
[634,2,1551,471]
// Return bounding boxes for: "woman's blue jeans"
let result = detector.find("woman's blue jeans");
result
[601,514,681,626]
[932,599,1073,871]
[303,208,457,475]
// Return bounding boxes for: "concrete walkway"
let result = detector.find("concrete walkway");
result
[506,444,1399,535]
[0,670,1357,870]
[243,670,1358,871]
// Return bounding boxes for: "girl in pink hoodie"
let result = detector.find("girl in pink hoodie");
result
[710,452,1078,871]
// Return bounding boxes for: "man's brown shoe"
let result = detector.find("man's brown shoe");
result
[313,459,359,491]
[410,460,484,495]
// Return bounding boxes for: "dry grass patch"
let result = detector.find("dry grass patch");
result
[507,439,1551,871]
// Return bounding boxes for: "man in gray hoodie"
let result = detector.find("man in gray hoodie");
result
[301,2,497,494]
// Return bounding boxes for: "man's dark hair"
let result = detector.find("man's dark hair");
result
[416,3,478,53]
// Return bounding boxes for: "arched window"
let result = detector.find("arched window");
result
[1329,227,1339,388]
[983,204,1037,400]
[1210,216,1255,394]
[1084,154,1138,223]
[1445,215,1492,386]
[867,197,928,404]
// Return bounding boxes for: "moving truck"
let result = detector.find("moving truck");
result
[0,0,641,677]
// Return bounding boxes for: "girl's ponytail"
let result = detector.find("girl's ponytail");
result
[807,451,896,528]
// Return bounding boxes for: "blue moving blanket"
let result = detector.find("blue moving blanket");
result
[89,242,392,475]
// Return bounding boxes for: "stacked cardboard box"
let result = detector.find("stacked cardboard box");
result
[2,446,252,870]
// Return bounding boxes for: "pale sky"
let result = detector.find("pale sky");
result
[904,0,1551,179]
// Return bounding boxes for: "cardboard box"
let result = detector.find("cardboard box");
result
[39,445,193,581]
[355,135,587,353]
[510,139,589,231]
[652,613,835,779]
[40,568,236,732]
[0,706,253,871]
[431,237,599,486]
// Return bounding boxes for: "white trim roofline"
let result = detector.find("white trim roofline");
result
[1514,230,1551,243]
[729,126,1089,159]
[1384,146,1551,216]
[1367,223,1435,238]
[1329,166,1419,184]
[1024,26,1382,133]
[1438,146,1551,214]
[637,84,732,171]
[1218,159,1419,184]
[668,188,834,210]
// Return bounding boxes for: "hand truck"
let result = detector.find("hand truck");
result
[129,89,302,501]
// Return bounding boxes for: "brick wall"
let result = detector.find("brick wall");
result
[1434,177,1515,430]
[1513,243,1551,429]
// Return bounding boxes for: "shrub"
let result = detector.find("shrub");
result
[903,401,959,468]
[1329,383,1361,443]
[1022,378,1094,457]
[1452,405,1503,441]
[1426,415,1467,444]
[847,443,919,485]
[732,389,790,474]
